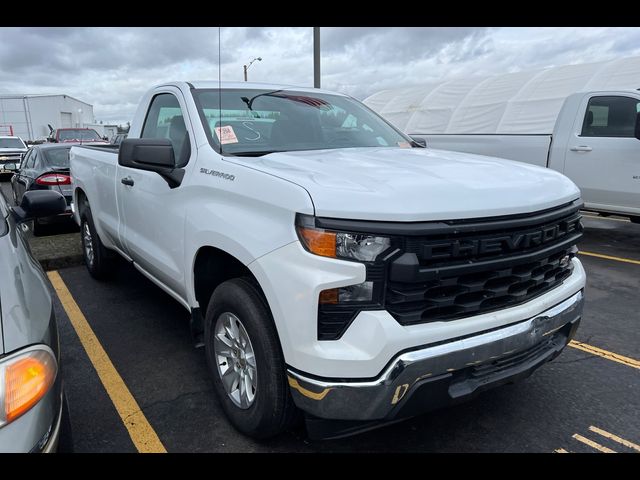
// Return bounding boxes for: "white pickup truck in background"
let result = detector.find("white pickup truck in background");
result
[414,91,640,222]
[370,90,640,223]
[71,81,586,440]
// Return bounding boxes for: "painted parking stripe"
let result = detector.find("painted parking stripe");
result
[568,340,640,371]
[582,214,630,223]
[589,426,640,452]
[578,251,640,266]
[572,433,616,453]
[554,448,569,453]
[48,271,167,453]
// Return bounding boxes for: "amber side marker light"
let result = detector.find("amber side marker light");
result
[297,226,337,258]
[2,347,57,425]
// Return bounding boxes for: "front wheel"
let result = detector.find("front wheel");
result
[204,278,298,439]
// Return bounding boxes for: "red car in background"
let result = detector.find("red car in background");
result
[48,128,108,143]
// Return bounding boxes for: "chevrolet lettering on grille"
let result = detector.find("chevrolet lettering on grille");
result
[422,216,582,261]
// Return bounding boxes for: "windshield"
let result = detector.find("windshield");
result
[192,88,411,156]
[43,148,71,168]
[58,129,101,141]
[0,138,26,149]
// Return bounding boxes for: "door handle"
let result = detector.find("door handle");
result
[121,177,134,186]
[570,145,592,152]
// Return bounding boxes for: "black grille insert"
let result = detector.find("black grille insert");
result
[385,202,582,326]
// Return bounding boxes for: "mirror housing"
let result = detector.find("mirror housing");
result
[409,136,427,148]
[12,190,67,222]
[118,138,184,188]
[635,111,640,141]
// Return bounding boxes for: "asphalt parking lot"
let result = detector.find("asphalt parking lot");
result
[2,179,639,452]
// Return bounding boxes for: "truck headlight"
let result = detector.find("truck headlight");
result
[295,214,394,340]
[0,346,57,427]
[296,215,390,262]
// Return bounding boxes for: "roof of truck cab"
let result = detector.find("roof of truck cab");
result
[363,55,640,135]
[163,81,349,97]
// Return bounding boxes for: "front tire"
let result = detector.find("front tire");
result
[80,205,115,280]
[204,278,297,439]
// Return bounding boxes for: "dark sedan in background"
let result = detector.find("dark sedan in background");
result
[0,188,72,451]
[8,144,75,235]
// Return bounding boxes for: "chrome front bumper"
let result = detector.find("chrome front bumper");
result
[287,290,584,422]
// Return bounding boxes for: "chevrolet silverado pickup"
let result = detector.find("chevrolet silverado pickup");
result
[70,82,586,440]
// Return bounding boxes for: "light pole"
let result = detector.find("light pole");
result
[243,57,262,82]
[313,27,320,88]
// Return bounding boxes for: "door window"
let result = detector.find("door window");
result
[141,93,191,167]
[581,96,640,138]
[20,149,33,168]
[23,149,37,169]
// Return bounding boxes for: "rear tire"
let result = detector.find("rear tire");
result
[80,204,115,280]
[204,278,298,439]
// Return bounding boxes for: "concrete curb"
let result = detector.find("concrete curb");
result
[39,254,85,271]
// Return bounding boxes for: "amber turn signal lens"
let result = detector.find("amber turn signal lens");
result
[4,350,57,423]
[319,288,339,304]
[297,226,336,258]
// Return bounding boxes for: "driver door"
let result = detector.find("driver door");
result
[117,89,194,300]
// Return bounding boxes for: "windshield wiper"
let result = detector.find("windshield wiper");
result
[230,150,284,157]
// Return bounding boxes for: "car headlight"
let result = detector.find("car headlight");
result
[296,215,390,262]
[0,345,57,427]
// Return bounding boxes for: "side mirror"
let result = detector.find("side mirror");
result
[635,111,640,141]
[410,136,427,148]
[12,190,67,222]
[118,138,184,188]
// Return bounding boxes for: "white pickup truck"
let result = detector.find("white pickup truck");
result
[70,81,586,440]
[412,91,640,222]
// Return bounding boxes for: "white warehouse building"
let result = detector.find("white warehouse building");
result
[0,94,98,142]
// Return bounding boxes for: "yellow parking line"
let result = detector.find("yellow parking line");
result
[578,251,640,266]
[48,271,167,453]
[554,448,569,453]
[589,426,640,452]
[572,433,616,453]
[582,214,629,223]
[568,340,640,370]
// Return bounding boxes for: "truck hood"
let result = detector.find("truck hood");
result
[230,147,581,221]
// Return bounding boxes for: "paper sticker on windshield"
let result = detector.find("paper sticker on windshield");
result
[397,141,411,148]
[214,126,239,145]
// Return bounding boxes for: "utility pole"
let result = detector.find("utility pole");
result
[313,27,321,88]
[243,65,248,82]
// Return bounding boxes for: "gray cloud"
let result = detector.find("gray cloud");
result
[0,27,638,125]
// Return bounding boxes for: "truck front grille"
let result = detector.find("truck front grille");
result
[386,247,575,325]
[385,202,583,326]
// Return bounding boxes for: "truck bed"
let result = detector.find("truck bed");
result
[413,134,552,168]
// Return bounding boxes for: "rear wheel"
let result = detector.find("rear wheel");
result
[204,278,298,439]
[80,205,115,279]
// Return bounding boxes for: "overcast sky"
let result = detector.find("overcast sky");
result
[1,27,639,126]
